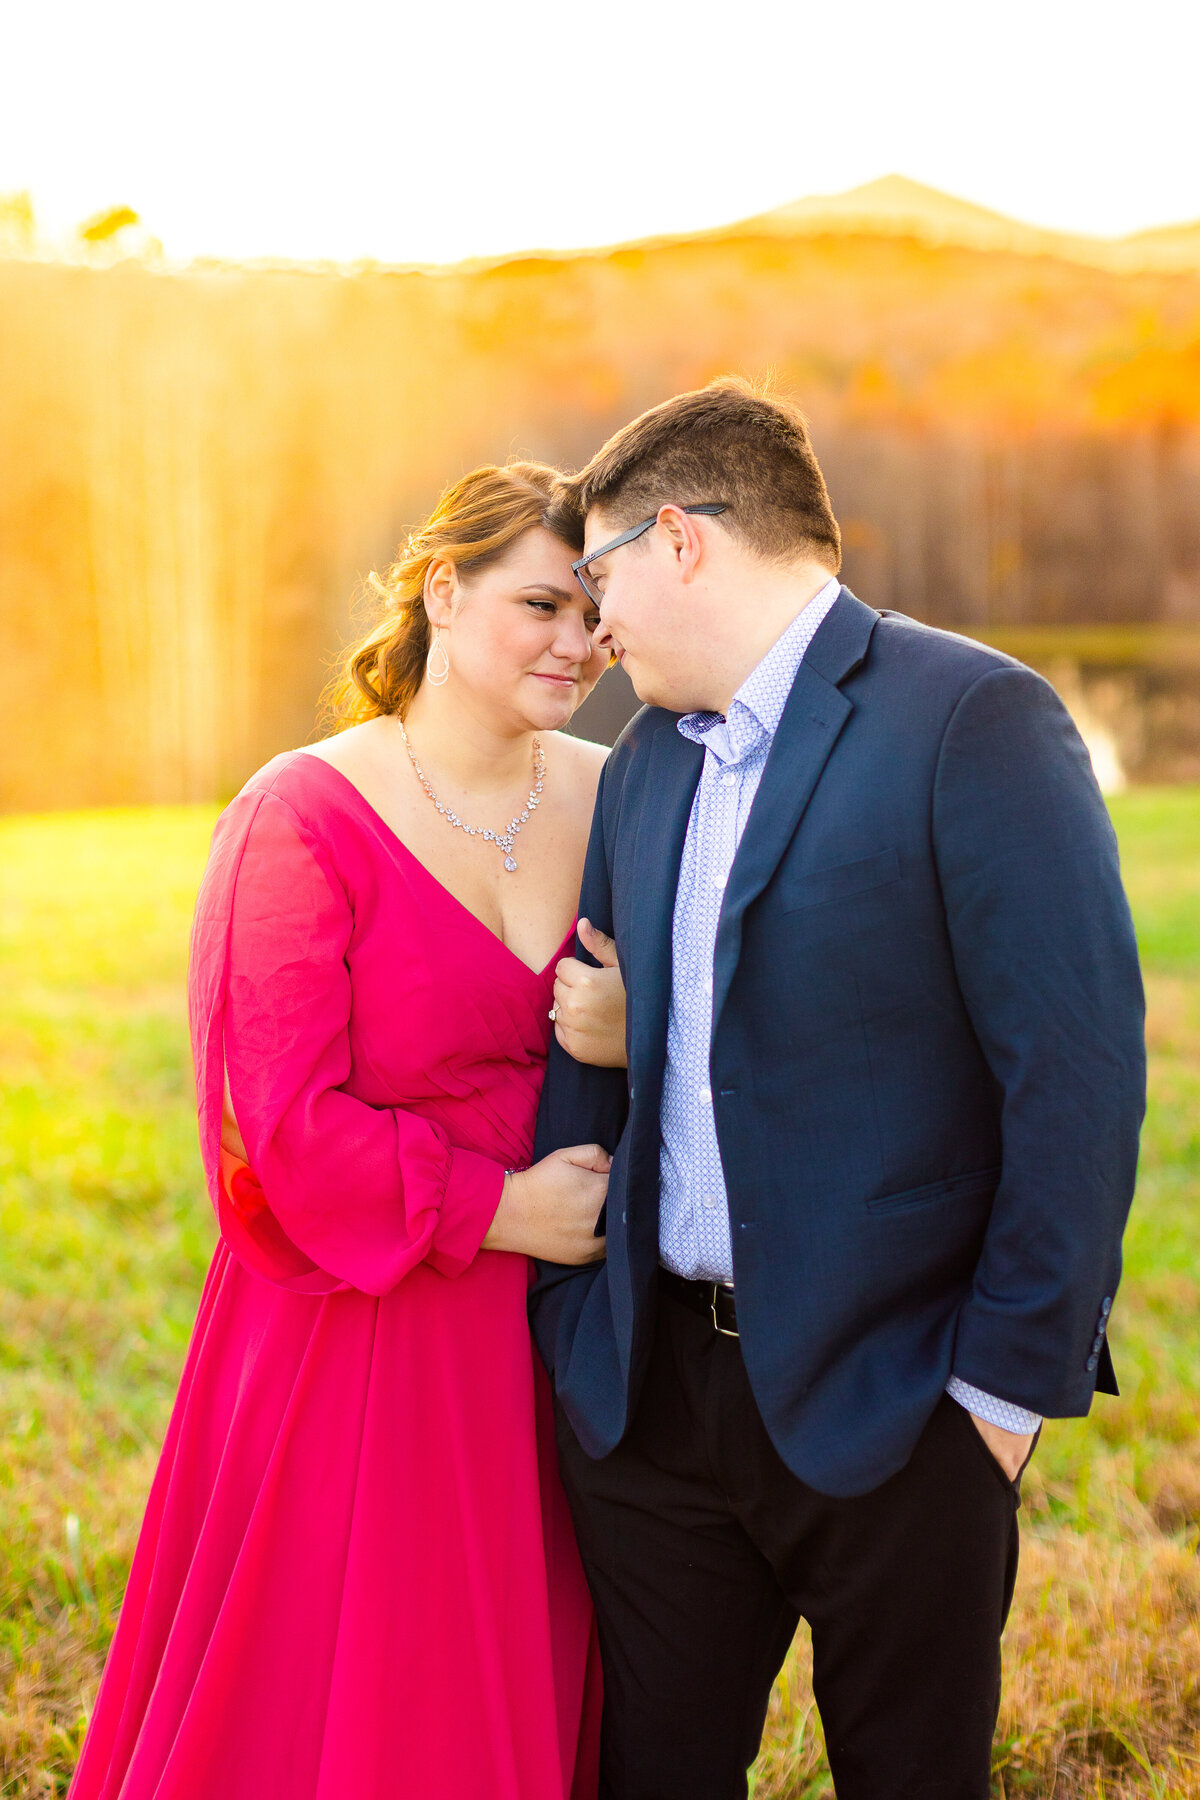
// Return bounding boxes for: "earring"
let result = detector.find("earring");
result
[425,627,450,687]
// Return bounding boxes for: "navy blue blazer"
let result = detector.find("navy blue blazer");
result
[531,591,1146,1498]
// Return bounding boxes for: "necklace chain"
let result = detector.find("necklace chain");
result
[397,719,545,873]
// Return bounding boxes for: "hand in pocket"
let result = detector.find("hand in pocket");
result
[969,1412,1036,1482]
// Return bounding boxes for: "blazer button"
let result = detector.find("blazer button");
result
[1086,1353,1099,1371]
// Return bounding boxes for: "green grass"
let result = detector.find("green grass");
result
[0,808,218,1792]
[0,794,1198,1796]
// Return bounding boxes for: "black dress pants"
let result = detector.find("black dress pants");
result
[554,1284,1025,1800]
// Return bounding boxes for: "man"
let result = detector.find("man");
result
[532,378,1145,1799]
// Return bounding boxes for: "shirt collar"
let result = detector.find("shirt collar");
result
[678,576,841,761]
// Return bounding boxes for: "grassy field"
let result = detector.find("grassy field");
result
[0,795,1197,1797]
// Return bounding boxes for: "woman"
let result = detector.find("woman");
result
[70,463,625,1800]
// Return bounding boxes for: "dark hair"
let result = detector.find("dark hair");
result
[324,460,580,725]
[551,375,841,572]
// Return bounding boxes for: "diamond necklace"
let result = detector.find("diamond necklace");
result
[397,719,545,873]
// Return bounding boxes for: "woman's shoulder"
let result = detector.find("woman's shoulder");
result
[196,753,350,931]
[239,721,385,801]
[226,723,411,877]
[545,730,608,809]
[236,745,342,817]
[219,745,372,870]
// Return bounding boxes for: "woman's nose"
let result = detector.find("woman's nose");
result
[553,611,593,662]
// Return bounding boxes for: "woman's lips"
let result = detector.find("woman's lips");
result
[531,672,576,687]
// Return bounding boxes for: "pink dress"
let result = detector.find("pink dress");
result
[70,751,601,1800]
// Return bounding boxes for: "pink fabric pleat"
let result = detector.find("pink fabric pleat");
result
[70,752,601,1800]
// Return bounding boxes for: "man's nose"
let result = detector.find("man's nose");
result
[591,608,616,653]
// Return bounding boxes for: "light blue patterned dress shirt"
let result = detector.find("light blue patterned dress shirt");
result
[656,577,1041,1436]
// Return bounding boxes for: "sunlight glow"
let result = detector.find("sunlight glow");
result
[2,0,1198,267]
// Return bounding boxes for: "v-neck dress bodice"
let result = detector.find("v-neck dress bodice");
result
[69,751,600,1800]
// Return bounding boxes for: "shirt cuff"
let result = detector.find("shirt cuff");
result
[946,1376,1042,1435]
[426,1148,506,1278]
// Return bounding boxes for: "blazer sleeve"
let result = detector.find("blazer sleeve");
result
[189,787,503,1295]
[534,756,630,1163]
[932,663,1146,1416]
[528,756,630,1361]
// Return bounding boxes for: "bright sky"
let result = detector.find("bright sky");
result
[4,0,1199,266]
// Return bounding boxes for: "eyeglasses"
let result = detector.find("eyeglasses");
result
[571,504,728,604]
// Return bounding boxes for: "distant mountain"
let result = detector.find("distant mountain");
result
[1118,215,1200,270]
[644,174,1200,275]
[733,175,1060,251]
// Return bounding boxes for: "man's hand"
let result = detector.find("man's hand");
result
[970,1412,1036,1482]
[552,919,628,1068]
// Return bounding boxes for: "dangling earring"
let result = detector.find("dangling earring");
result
[425,627,450,687]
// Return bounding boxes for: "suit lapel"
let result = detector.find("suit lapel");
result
[628,719,703,1077]
[711,590,879,1031]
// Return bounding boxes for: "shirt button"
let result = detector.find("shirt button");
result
[702,1194,718,1209]
[721,774,736,787]
[704,978,713,997]
[699,1087,712,1104]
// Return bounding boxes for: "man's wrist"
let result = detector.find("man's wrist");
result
[945,1375,1043,1435]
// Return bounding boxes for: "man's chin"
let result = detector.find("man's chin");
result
[623,662,689,713]
[619,654,660,707]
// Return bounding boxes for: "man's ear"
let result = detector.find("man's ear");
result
[424,555,458,628]
[656,505,704,584]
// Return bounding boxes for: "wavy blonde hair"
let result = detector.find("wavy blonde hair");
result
[323,461,581,727]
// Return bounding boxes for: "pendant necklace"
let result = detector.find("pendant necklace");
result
[397,718,544,873]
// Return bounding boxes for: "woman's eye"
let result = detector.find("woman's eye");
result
[587,616,601,633]
[528,600,557,614]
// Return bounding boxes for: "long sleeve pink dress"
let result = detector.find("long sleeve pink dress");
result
[69,750,601,1800]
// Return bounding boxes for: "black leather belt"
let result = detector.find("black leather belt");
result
[658,1266,739,1337]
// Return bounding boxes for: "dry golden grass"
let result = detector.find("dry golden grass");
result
[754,1513,1200,1799]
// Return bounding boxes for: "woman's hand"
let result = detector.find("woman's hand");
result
[482,1144,610,1265]
[552,919,628,1068]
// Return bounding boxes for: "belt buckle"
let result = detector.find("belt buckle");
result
[710,1282,739,1338]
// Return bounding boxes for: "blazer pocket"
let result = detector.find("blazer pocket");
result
[780,846,901,913]
[866,1166,1001,1215]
